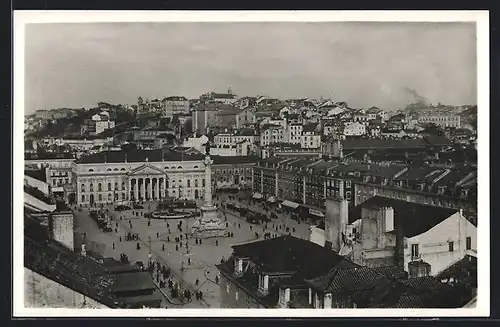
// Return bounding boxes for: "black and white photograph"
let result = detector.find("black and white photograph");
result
[13,11,489,317]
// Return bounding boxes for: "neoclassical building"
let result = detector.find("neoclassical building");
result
[72,149,206,205]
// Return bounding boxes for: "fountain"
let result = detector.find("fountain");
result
[191,141,227,238]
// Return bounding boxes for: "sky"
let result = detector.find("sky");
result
[24,22,477,113]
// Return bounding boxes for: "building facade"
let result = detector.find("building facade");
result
[72,150,206,205]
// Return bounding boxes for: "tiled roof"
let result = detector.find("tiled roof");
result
[24,185,54,204]
[231,235,347,274]
[302,123,318,133]
[365,164,407,179]
[75,149,204,164]
[211,155,259,165]
[437,255,477,286]
[25,152,74,160]
[25,169,47,182]
[111,272,156,293]
[394,167,444,182]
[348,196,459,237]
[341,139,429,150]
[305,266,393,293]
[24,231,120,307]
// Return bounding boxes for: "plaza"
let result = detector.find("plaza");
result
[72,192,312,308]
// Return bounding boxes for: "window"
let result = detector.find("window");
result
[122,182,126,190]
[81,195,85,202]
[98,183,102,192]
[345,191,351,200]
[448,241,454,252]
[194,179,198,187]
[122,192,125,200]
[81,183,85,192]
[89,169,94,172]
[108,183,112,191]
[98,194,102,201]
[203,179,206,187]
[107,168,111,171]
[346,181,352,188]
[235,290,239,301]
[187,180,191,188]
[411,244,419,259]
[226,284,230,293]
[108,194,112,201]
[114,182,118,190]
[90,183,94,192]
[466,237,472,250]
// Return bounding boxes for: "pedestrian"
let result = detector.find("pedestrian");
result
[238,223,241,228]
[195,278,199,286]
[293,227,296,233]
[175,244,179,251]
[162,244,165,251]
[188,257,191,265]
[199,239,202,245]
[136,242,141,250]
[157,232,159,239]
[215,240,218,246]
[180,234,183,241]
[250,225,253,231]
[215,275,219,284]
[112,242,115,250]
[83,232,86,240]
[167,236,170,242]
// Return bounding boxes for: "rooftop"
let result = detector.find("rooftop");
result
[111,272,156,293]
[230,235,346,274]
[75,149,204,164]
[348,196,460,237]
[211,155,259,165]
[25,169,47,183]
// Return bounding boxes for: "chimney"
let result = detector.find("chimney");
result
[325,197,349,252]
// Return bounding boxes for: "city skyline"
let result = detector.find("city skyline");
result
[25,22,477,113]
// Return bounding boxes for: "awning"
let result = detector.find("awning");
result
[309,208,325,218]
[267,196,277,203]
[252,192,263,199]
[281,200,300,209]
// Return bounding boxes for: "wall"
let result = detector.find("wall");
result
[405,212,476,276]
[219,275,263,308]
[324,198,348,251]
[309,225,326,247]
[50,212,75,251]
[24,268,109,308]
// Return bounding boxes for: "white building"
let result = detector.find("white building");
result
[286,123,303,144]
[321,196,477,277]
[300,124,321,149]
[343,122,366,136]
[260,125,285,146]
[73,149,206,205]
[417,112,461,128]
[95,120,115,135]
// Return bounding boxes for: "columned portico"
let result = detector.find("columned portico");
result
[128,164,168,202]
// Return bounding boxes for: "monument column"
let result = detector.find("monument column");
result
[204,156,213,207]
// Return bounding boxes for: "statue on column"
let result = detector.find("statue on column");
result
[190,141,226,239]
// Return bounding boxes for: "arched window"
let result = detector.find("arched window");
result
[120,168,126,171]
[122,192,125,200]
[98,183,102,192]
[107,168,111,171]
[171,166,176,169]
[114,193,118,200]
[81,194,85,202]
[194,166,199,169]
[81,183,85,192]
[89,169,94,172]
[187,180,191,188]
[90,183,94,192]
[194,179,198,187]
[98,194,102,201]
[178,166,182,169]
[114,182,118,190]
[113,168,118,171]
[108,194,112,201]
[166,180,169,188]
[108,183,112,191]
[203,179,206,187]
[121,181,126,190]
